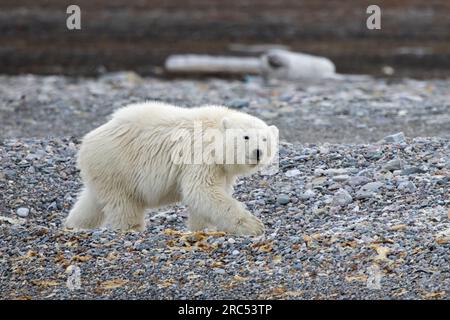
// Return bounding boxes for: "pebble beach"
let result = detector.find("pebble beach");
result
[0,73,449,299]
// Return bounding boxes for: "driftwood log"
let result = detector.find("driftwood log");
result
[165,54,262,75]
[164,50,337,80]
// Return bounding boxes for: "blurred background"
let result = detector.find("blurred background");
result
[1,0,450,78]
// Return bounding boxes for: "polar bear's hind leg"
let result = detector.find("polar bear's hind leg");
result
[65,188,104,229]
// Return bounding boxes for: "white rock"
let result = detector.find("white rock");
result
[333,175,350,182]
[325,168,348,176]
[299,189,316,200]
[382,132,406,144]
[314,168,325,176]
[285,169,301,177]
[16,207,30,217]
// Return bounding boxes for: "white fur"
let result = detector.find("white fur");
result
[65,102,278,235]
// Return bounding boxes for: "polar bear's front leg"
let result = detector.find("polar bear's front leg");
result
[101,199,146,232]
[183,184,265,236]
[225,176,236,195]
[187,214,211,231]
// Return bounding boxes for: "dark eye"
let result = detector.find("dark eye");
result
[244,136,249,140]
[267,54,284,69]
[263,138,267,142]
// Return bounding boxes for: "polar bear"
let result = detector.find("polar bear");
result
[65,102,278,235]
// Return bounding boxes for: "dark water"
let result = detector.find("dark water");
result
[1,0,450,78]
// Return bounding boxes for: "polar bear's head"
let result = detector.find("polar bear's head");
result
[169,107,279,175]
[219,112,279,176]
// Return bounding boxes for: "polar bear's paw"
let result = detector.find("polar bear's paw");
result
[232,212,265,236]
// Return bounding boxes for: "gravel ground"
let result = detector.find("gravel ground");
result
[0,73,449,299]
[0,73,449,143]
[1,136,449,299]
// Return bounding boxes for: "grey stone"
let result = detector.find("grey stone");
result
[277,194,290,205]
[324,168,348,176]
[383,159,403,171]
[293,262,303,270]
[260,111,278,119]
[214,268,226,275]
[229,99,249,109]
[47,202,57,210]
[312,176,327,187]
[4,169,16,179]
[401,166,427,175]
[332,188,353,206]
[356,181,383,199]
[328,183,341,191]
[398,181,417,193]
[348,176,371,187]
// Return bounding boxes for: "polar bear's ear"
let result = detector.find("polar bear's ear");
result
[269,125,279,136]
[222,117,231,129]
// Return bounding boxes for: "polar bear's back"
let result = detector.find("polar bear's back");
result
[111,101,231,129]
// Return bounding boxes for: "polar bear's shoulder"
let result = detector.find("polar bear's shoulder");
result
[112,101,184,122]
[111,101,235,127]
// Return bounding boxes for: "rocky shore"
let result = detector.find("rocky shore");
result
[0,74,449,299]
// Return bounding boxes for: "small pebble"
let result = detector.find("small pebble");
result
[277,194,290,205]
[332,188,353,206]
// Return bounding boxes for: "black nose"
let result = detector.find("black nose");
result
[256,149,262,161]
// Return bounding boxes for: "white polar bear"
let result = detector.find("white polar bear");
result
[65,102,278,236]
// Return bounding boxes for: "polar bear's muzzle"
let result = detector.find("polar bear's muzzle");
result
[254,148,262,162]
[246,148,263,165]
